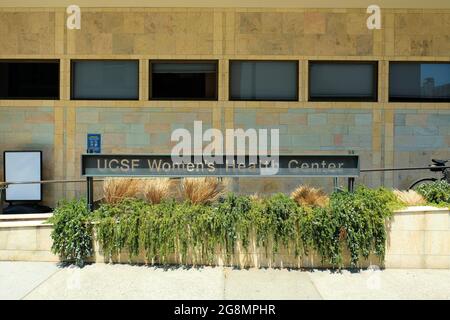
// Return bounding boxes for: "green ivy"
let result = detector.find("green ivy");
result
[328,187,399,266]
[415,181,450,206]
[47,199,93,267]
[51,188,403,268]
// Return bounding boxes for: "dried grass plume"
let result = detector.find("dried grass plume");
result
[393,189,426,206]
[180,177,226,204]
[291,185,329,208]
[142,178,174,204]
[103,178,141,204]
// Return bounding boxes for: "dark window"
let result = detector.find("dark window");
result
[72,60,139,100]
[309,61,378,102]
[0,61,59,99]
[390,62,450,102]
[230,61,298,101]
[150,61,218,100]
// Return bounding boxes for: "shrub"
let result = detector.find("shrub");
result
[94,198,150,259]
[103,178,141,204]
[393,190,426,206]
[328,187,400,266]
[211,193,253,256]
[260,193,305,255]
[300,206,340,265]
[415,180,450,205]
[47,199,93,267]
[291,185,329,208]
[54,187,401,268]
[180,177,226,204]
[142,178,174,204]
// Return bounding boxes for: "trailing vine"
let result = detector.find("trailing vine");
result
[47,199,93,267]
[50,187,405,268]
[416,180,450,206]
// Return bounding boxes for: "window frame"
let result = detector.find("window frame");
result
[389,61,450,103]
[70,59,140,101]
[308,60,379,102]
[149,60,219,101]
[228,59,299,102]
[0,59,60,100]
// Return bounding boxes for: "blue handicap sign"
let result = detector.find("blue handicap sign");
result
[87,134,101,154]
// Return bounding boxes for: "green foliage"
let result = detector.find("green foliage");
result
[327,187,398,266]
[52,187,403,268]
[257,193,304,256]
[47,199,93,267]
[300,206,341,265]
[415,180,450,206]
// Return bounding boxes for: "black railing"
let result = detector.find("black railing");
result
[361,166,450,173]
[1,165,449,213]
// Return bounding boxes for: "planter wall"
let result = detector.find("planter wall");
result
[1,207,449,269]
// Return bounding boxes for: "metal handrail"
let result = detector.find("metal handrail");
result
[0,179,104,187]
[0,178,105,214]
[360,166,450,173]
[1,165,449,213]
[1,165,449,187]
[1,165,450,186]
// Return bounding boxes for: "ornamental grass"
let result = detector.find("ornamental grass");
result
[393,189,426,206]
[180,177,227,204]
[142,178,174,204]
[290,185,329,208]
[103,178,141,204]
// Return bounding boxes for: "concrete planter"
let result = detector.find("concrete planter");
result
[1,207,449,269]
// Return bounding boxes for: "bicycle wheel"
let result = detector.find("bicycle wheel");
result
[408,178,437,190]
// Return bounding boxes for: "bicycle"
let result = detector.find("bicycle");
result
[409,159,450,190]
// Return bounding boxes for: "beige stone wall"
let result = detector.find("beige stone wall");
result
[2,1,450,9]
[385,207,450,269]
[0,11,56,55]
[0,7,449,204]
[1,207,449,269]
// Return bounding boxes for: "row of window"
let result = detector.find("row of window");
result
[1,60,450,102]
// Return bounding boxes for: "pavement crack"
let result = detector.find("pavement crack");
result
[222,267,228,299]
[20,265,63,300]
[306,271,325,300]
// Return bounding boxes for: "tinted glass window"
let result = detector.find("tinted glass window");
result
[72,61,139,100]
[309,62,377,101]
[390,63,450,102]
[0,61,59,99]
[230,61,298,101]
[151,62,217,100]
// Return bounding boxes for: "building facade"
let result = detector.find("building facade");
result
[0,1,450,206]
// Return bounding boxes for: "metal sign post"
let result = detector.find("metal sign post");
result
[86,177,94,212]
[0,185,5,214]
[348,177,355,192]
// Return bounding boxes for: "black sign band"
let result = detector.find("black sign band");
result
[81,154,360,177]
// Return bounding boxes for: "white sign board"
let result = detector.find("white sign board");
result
[4,151,42,201]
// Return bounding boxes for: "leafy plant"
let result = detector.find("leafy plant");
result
[53,186,404,268]
[94,198,149,259]
[415,181,450,205]
[300,206,341,265]
[47,199,93,267]
[212,193,254,259]
[328,187,400,266]
[260,193,303,255]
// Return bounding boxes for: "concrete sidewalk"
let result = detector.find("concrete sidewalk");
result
[0,262,449,300]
